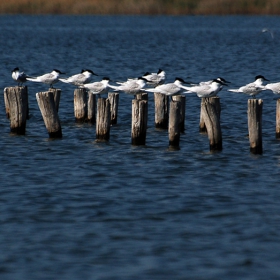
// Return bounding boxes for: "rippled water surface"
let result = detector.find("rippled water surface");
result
[1,15,280,279]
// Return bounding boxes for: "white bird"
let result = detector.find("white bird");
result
[82,77,110,98]
[182,79,228,98]
[142,68,166,87]
[59,69,97,87]
[196,77,230,86]
[109,77,147,96]
[228,75,269,98]
[26,69,65,88]
[11,67,29,86]
[144,77,188,96]
[262,28,274,39]
[265,81,280,94]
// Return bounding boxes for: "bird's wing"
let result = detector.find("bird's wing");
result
[85,82,104,92]
[240,84,262,94]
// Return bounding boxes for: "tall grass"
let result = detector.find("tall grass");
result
[1,0,280,14]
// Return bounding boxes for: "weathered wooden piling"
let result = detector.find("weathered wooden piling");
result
[276,99,280,138]
[96,98,111,141]
[131,99,148,145]
[136,92,148,126]
[172,95,186,132]
[248,99,263,154]
[49,88,61,112]
[199,97,221,133]
[36,91,62,138]
[169,99,181,149]
[136,92,148,101]
[74,88,87,122]
[87,92,96,124]
[199,98,207,133]
[4,86,28,134]
[108,92,119,125]
[154,92,169,129]
[201,97,222,151]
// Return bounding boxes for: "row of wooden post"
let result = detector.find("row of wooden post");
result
[2,86,272,154]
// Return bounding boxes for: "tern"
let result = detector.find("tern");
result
[82,77,110,98]
[11,67,29,86]
[109,77,147,96]
[59,69,97,87]
[144,77,188,96]
[182,79,228,98]
[142,68,166,87]
[26,69,65,88]
[228,75,269,98]
[265,81,280,94]
[261,28,274,39]
[196,77,230,86]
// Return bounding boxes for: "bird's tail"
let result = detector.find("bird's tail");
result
[179,85,193,91]
[26,77,39,82]
[59,78,71,84]
[143,88,157,93]
[228,89,240,92]
[107,84,120,91]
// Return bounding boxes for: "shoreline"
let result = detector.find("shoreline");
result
[1,0,280,15]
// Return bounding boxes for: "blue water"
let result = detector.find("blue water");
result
[1,15,280,279]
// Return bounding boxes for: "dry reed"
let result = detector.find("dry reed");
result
[1,0,280,15]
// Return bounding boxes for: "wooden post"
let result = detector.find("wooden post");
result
[172,95,185,132]
[169,99,181,149]
[276,99,280,138]
[96,98,111,141]
[49,88,61,112]
[199,99,207,133]
[199,97,221,133]
[201,97,222,151]
[108,92,119,125]
[87,92,96,124]
[154,92,169,129]
[4,88,10,119]
[136,92,148,129]
[74,88,87,122]
[136,93,148,101]
[131,99,148,145]
[36,91,62,138]
[248,99,263,154]
[4,86,28,134]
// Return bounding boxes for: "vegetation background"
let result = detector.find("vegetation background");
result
[1,0,280,15]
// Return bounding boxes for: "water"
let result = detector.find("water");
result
[0,15,280,279]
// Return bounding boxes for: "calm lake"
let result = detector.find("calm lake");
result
[0,15,280,279]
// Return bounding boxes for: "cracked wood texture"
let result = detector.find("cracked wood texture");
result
[96,97,111,141]
[131,99,148,145]
[276,99,280,139]
[154,92,169,129]
[248,99,263,154]
[108,92,119,125]
[172,95,185,133]
[87,92,96,124]
[4,86,28,135]
[201,97,222,151]
[36,91,62,138]
[169,99,181,149]
[74,88,87,122]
